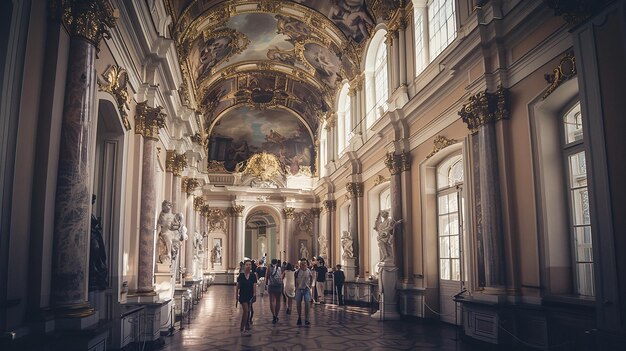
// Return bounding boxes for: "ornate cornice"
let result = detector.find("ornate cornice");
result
[135,101,166,140]
[459,86,510,134]
[426,135,458,159]
[543,53,576,99]
[166,151,187,176]
[231,205,245,216]
[384,153,402,175]
[183,177,199,195]
[283,207,296,219]
[52,0,116,49]
[346,182,364,198]
[193,197,205,211]
[322,200,336,213]
[97,65,131,130]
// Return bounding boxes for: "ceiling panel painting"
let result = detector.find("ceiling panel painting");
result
[208,107,315,175]
[293,0,375,43]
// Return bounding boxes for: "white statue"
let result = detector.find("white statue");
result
[157,200,178,264]
[318,232,328,258]
[374,210,402,263]
[299,242,309,260]
[341,230,354,259]
[211,241,222,264]
[171,213,187,263]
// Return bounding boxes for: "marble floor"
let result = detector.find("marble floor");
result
[160,285,481,351]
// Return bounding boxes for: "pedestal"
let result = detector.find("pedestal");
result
[371,262,400,320]
[343,257,356,281]
[154,272,175,301]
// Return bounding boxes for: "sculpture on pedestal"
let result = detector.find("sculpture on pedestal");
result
[171,213,188,263]
[373,210,402,263]
[157,200,186,265]
[89,195,108,291]
[299,241,309,259]
[341,230,354,259]
[211,240,222,265]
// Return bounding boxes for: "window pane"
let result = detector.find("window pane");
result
[414,11,424,74]
[576,262,595,296]
[448,193,458,212]
[451,259,461,281]
[449,235,459,258]
[428,0,457,60]
[439,215,450,236]
[571,187,591,225]
[568,151,587,188]
[440,236,450,258]
[449,213,459,234]
[563,102,583,144]
[574,226,593,262]
[440,259,450,280]
[438,195,449,214]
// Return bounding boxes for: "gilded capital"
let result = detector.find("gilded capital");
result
[194,197,205,211]
[400,151,411,172]
[459,86,510,134]
[283,207,296,219]
[231,205,245,216]
[346,182,364,198]
[135,101,166,140]
[58,0,116,49]
[322,200,336,213]
[310,208,321,218]
[183,177,199,195]
[98,65,131,130]
[384,153,402,175]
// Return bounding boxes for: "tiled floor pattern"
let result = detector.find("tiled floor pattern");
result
[161,285,480,351]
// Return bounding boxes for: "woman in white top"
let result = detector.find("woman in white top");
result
[283,262,296,315]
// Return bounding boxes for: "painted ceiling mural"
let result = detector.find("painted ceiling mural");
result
[169,0,403,177]
[208,106,315,175]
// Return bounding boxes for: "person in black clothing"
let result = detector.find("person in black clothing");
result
[332,264,346,306]
[236,259,256,335]
[314,257,328,304]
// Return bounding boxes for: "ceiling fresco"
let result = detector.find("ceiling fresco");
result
[168,0,403,176]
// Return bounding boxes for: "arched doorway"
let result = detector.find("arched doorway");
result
[244,208,280,264]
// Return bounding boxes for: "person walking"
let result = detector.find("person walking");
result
[283,262,296,314]
[333,264,346,306]
[294,258,314,326]
[314,257,328,304]
[236,259,256,335]
[265,258,283,324]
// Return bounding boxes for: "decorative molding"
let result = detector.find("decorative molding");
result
[135,101,166,140]
[97,65,131,130]
[52,0,116,49]
[458,86,511,134]
[322,200,336,212]
[190,132,203,146]
[283,207,295,219]
[373,174,389,186]
[543,53,576,99]
[207,160,229,173]
[426,135,458,159]
[346,182,364,198]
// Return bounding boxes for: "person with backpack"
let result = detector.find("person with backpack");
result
[265,258,283,324]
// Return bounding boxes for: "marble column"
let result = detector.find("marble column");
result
[346,182,363,275]
[166,151,187,213]
[284,208,295,262]
[384,153,404,275]
[459,87,510,290]
[49,1,115,317]
[134,102,167,295]
[398,21,408,88]
[399,152,413,282]
[323,200,337,265]
[232,205,245,266]
[312,208,321,257]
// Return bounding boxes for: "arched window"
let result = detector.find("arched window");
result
[365,30,388,128]
[436,154,464,282]
[319,122,328,177]
[562,102,594,296]
[379,187,391,212]
[337,83,351,153]
[413,0,457,76]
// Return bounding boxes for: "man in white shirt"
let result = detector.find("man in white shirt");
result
[294,258,314,326]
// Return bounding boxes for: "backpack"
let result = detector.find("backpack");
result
[268,266,282,286]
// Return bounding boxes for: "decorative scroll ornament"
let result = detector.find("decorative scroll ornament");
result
[231,205,245,216]
[166,151,187,176]
[238,152,285,182]
[207,208,228,232]
[207,160,228,173]
[384,153,402,175]
[322,200,336,212]
[183,177,200,195]
[458,86,510,134]
[98,65,131,130]
[135,101,166,140]
[283,207,296,219]
[54,0,116,49]
[426,135,458,159]
[293,211,313,234]
[367,0,402,22]
[543,53,576,99]
[373,174,389,186]
[346,182,364,198]
[193,197,205,211]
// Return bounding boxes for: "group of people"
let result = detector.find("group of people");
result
[235,256,345,336]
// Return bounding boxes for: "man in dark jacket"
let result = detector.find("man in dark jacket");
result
[332,264,345,306]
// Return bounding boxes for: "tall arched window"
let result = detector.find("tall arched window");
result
[365,30,388,128]
[337,83,351,154]
[319,122,328,177]
[413,0,457,76]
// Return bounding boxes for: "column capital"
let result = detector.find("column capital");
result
[310,208,321,218]
[97,65,131,130]
[459,86,510,133]
[283,207,296,219]
[193,197,205,211]
[322,200,337,212]
[346,182,364,198]
[384,152,402,175]
[400,151,411,172]
[230,205,245,216]
[135,101,166,140]
[167,151,187,176]
[51,0,116,49]
[182,177,199,195]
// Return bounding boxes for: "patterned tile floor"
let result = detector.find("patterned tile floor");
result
[161,285,481,351]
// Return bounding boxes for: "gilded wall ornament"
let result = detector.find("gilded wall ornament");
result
[346,182,364,198]
[374,174,389,186]
[193,197,205,211]
[166,151,188,176]
[98,65,131,130]
[367,0,401,22]
[56,0,116,49]
[400,151,411,172]
[458,86,511,134]
[322,200,337,212]
[543,53,576,99]
[207,160,229,173]
[283,207,296,219]
[426,135,458,159]
[238,152,285,182]
[135,101,166,140]
[183,177,200,195]
[207,208,229,232]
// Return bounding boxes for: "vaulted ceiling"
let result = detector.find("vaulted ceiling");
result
[167,0,402,173]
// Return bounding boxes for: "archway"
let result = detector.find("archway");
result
[244,206,281,264]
